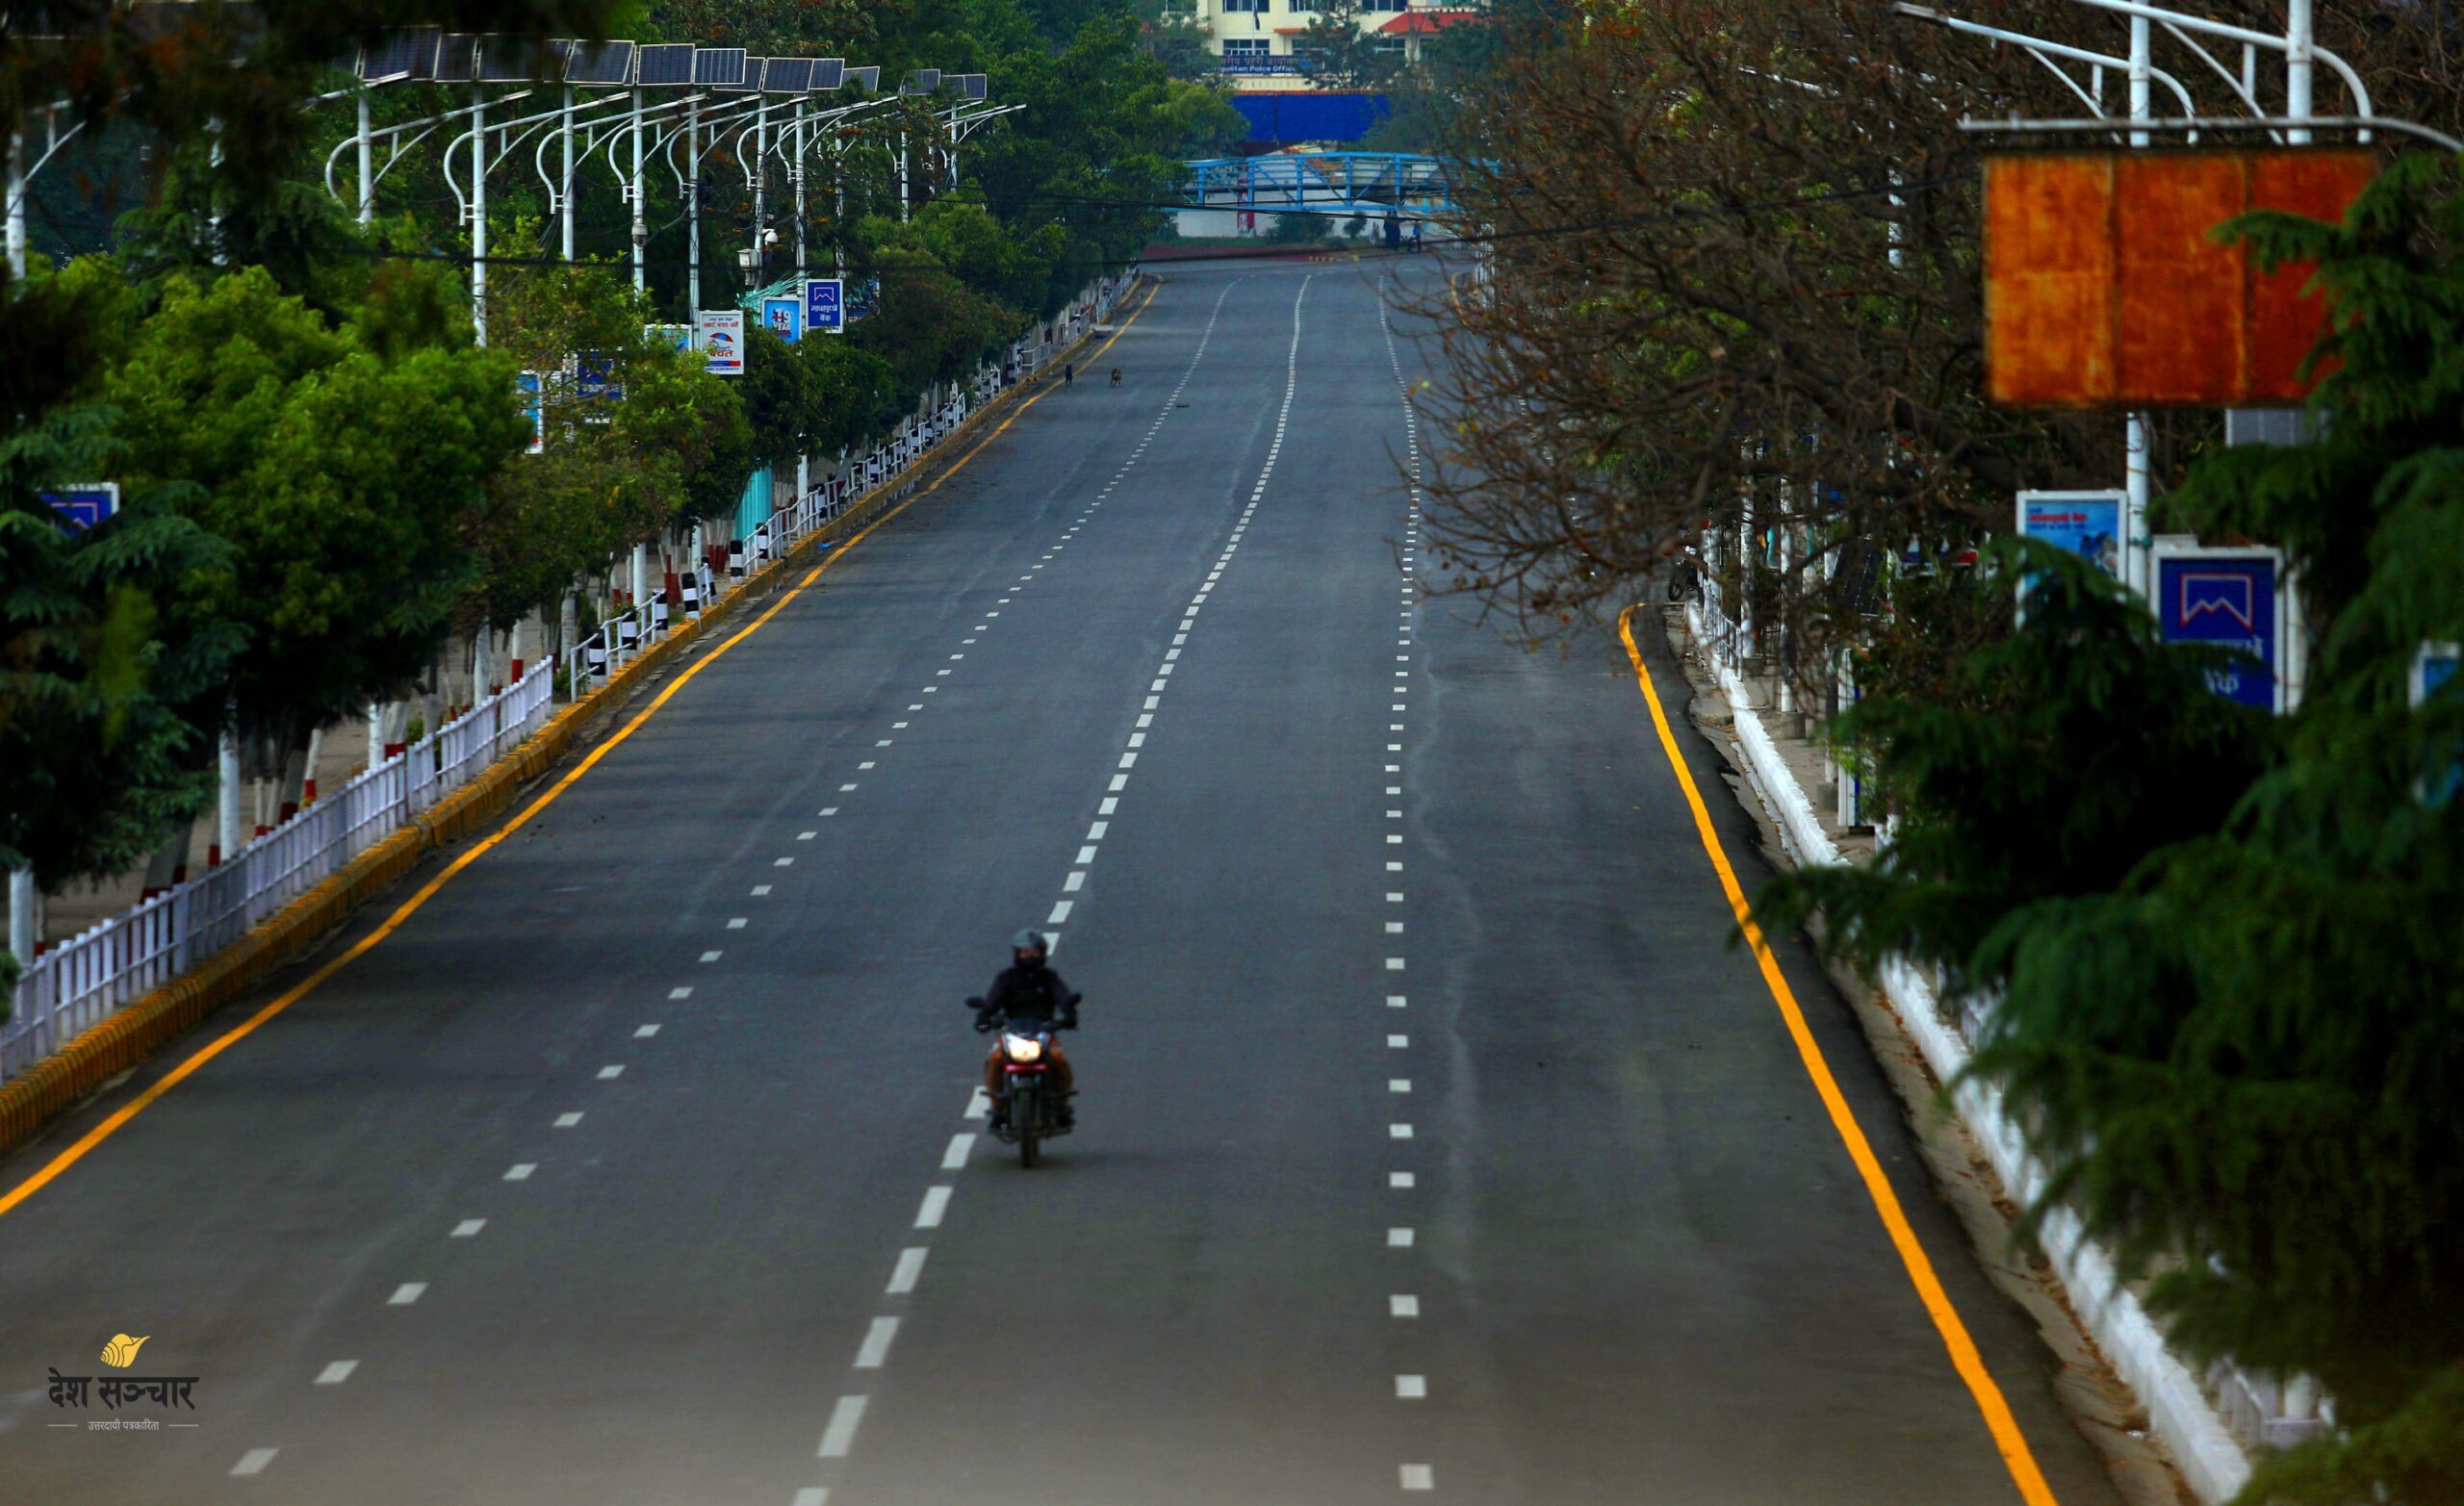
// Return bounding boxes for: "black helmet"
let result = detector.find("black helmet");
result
[1012,929,1048,955]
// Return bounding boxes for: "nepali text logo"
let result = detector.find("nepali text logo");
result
[48,1334,198,1416]
[2179,573,2257,631]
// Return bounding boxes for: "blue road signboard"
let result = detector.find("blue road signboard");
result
[42,482,118,533]
[2016,490,2124,579]
[804,278,844,335]
[2417,641,2462,806]
[760,297,803,343]
[2154,546,2285,712]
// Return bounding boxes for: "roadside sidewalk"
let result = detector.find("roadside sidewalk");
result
[1658,600,2269,1506]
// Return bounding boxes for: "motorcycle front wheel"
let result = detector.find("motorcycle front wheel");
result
[1014,1084,1040,1168]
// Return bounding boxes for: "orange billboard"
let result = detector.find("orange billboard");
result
[1984,149,2374,409]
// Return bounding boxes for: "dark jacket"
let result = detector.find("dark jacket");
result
[985,961,1076,1027]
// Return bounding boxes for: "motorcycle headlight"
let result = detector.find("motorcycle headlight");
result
[1004,1034,1043,1062]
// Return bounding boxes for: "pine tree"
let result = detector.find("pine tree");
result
[1765,155,2464,1502]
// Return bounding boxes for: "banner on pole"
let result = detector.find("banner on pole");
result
[804,278,844,335]
[761,297,804,343]
[645,322,693,356]
[516,371,545,454]
[2153,544,2288,712]
[697,310,745,376]
[2016,490,2124,579]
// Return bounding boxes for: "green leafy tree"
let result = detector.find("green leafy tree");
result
[0,411,242,970]
[849,244,1019,409]
[100,269,527,746]
[797,334,901,455]
[1764,156,2464,1504]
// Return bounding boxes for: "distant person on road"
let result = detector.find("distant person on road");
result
[977,931,1076,1128]
[1110,367,1122,388]
[1065,363,1074,386]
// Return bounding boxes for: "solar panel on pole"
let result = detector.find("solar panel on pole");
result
[764,58,813,94]
[358,30,436,85]
[846,65,881,91]
[810,60,846,91]
[635,43,693,88]
[564,39,635,87]
[902,69,941,95]
[433,33,479,84]
[957,73,988,101]
[691,47,748,89]
[477,35,551,84]
[726,58,767,92]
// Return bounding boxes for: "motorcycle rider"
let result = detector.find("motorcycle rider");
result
[977,929,1077,1130]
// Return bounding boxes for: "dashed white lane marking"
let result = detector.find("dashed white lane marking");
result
[965,1086,989,1119]
[915,1186,953,1228]
[451,1219,486,1238]
[1389,1228,1416,1248]
[887,1247,929,1295]
[554,1111,584,1128]
[793,1490,831,1506]
[775,855,797,867]
[1048,900,1074,925]
[700,950,723,962]
[387,1283,426,1306]
[635,1025,661,1038]
[1390,1294,1420,1317]
[816,1394,868,1458]
[727,917,749,929]
[1391,1171,1416,1188]
[751,885,772,897]
[597,1065,624,1080]
[315,1361,358,1386]
[1401,1464,1436,1491]
[1389,994,1407,1008]
[1389,1079,1411,1093]
[230,1448,279,1476]
[504,1162,537,1180]
[941,1133,975,1170]
[1390,1124,1414,1139]
[853,1316,901,1369]
[1396,1374,1427,1399]
[669,986,693,1000]
[1388,1034,1409,1048]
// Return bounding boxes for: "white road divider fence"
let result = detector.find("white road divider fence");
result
[2,666,556,1080]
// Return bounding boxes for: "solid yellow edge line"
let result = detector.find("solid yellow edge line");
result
[0,279,1164,1222]
[1614,605,2060,1506]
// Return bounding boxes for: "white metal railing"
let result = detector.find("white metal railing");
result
[1,666,555,1080]
[3,270,1139,1086]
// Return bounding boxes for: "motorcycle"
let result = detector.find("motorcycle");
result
[968,994,1080,1168]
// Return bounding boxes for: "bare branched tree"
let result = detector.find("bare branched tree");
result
[1396,0,2443,675]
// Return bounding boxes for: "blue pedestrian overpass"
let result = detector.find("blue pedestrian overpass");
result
[1183,153,1462,217]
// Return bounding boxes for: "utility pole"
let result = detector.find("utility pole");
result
[2124,13,2152,600]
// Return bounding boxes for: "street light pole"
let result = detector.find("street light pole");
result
[471,86,489,345]
[686,98,702,314]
